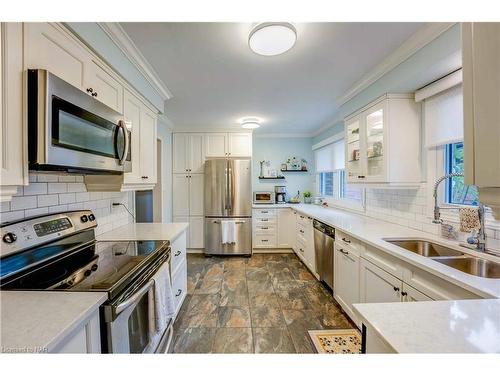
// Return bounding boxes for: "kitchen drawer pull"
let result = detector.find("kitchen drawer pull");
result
[212,220,245,224]
[342,237,351,243]
[261,227,269,230]
[175,289,182,297]
[261,239,269,242]
[86,87,93,93]
[261,211,269,213]
[393,286,400,292]
[401,291,408,297]
[299,248,304,252]
[339,248,349,255]
[358,175,366,179]
[261,219,268,222]
[299,229,304,234]
[299,215,305,219]
[174,250,181,256]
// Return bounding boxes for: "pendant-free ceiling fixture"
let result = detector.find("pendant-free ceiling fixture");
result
[240,117,261,129]
[249,22,297,56]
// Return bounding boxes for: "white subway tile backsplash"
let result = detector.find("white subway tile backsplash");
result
[37,174,59,182]
[67,183,86,193]
[0,210,25,223]
[0,201,10,212]
[37,194,59,207]
[25,207,49,218]
[11,196,37,210]
[59,193,76,205]
[23,183,48,196]
[48,183,67,194]
[48,204,68,213]
[75,192,90,202]
[58,175,76,183]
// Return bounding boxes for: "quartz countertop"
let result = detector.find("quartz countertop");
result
[252,203,297,209]
[353,299,500,353]
[0,291,106,353]
[97,222,189,242]
[285,204,500,298]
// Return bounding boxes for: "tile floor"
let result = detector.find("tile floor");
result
[172,253,356,353]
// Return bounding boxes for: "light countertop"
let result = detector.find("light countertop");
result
[283,204,500,298]
[97,222,189,242]
[0,291,106,353]
[353,299,500,353]
[252,203,297,209]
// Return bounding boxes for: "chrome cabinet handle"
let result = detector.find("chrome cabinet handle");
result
[174,250,181,256]
[342,237,351,243]
[115,279,154,315]
[175,289,182,297]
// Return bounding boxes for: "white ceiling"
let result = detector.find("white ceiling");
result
[121,22,424,134]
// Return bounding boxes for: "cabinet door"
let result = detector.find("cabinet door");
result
[189,174,204,216]
[140,107,157,183]
[345,114,363,182]
[277,209,294,248]
[360,258,402,303]
[188,133,205,174]
[303,219,316,272]
[173,133,189,174]
[227,133,252,157]
[402,283,433,302]
[24,23,90,90]
[205,133,227,157]
[362,101,387,182]
[85,61,124,113]
[172,174,190,216]
[1,23,26,193]
[189,216,204,248]
[334,244,360,322]
[123,90,143,184]
[173,216,190,248]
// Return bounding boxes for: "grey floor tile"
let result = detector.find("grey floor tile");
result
[212,328,253,353]
[250,305,286,327]
[172,327,216,353]
[193,277,222,295]
[220,278,249,307]
[246,266,271,282]
[217,306,251,327]
[253,327,296,353]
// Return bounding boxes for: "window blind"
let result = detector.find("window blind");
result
[314,139,345,172]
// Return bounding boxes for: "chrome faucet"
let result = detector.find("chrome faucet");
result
[432,173,464,224]
[432,173,487,252]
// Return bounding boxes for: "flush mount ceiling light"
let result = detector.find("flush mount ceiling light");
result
[240,117,261,129]
[249,23,297,56]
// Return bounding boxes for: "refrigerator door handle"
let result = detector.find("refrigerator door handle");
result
[227,160,233,211]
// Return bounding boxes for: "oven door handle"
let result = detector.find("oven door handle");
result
[117,119,130,166]
[115,279,154,315]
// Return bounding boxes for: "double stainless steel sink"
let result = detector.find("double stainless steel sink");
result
[385,239,500,279]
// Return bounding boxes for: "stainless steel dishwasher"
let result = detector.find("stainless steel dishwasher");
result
[313,219,335,290]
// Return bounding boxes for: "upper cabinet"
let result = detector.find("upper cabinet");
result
[173,133,205,174]
[462,23,500,218]
[344,94,421,186]
[0,23,26,202]
[204,132,252,158]
[85,61,124,113]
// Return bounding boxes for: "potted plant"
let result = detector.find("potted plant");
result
[303,191,312,204]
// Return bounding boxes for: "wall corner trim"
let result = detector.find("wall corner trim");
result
[335,22,456,107]
[97,22,173,102]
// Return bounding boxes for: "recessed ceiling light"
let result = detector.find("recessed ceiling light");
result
[240,117,261,129]
[249,23,297,56]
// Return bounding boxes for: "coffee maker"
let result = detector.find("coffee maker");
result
[274,186,288,204]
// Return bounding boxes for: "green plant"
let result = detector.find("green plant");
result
[303,191,312,198]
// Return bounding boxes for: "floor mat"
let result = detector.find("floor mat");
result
[308,329,361,354]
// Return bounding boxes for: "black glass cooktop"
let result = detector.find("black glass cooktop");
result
[0,233,168,298]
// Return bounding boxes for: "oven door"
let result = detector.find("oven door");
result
[103,253,173,354]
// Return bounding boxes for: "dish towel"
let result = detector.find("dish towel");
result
[150,262,176,334]
[459,207,481,232]
[221,220,236,244]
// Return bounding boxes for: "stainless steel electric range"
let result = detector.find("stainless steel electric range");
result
[0,210,172,354]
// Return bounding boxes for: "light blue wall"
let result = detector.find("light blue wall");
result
[252,137,315,200]
[313,24,462,144]
[65,23,165,112]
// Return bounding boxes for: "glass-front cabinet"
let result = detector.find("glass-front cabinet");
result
[344,94,421,186]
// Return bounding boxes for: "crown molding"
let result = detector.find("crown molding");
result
[157,114,175,131]
[335,22,456,107]
[98,22,173,101]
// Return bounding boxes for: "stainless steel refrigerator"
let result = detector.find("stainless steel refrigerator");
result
[204,159,252,255]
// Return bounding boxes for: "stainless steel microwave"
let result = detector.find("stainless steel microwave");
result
[27,69,131,174]
[253,191,275,204]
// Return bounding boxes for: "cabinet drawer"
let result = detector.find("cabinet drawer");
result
[336,230,364,255]
[296,238,308,256]
[362,245,404,279]
[172,259,187,313]
[171,232,187,275]
[253,209,276,218]
[296,213,311,226]
[253,216,276,225]
[253,223,277,234]
[254,233,277,248]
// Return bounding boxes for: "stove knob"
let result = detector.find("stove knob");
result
[80,215,88,223]
[88,214,95,222]
[84,269,92,277]
[2,232,17,244]
[91,264,98,271]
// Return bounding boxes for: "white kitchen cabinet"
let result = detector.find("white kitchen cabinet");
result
[85,61,124,113]
[170,230,188,315]
[0,23,27,202]
[462,23,500,218]
[204,132,252,157]
[173,216,190,248]
[295,214,316,274]
[189,174,204,216]
[139,106,157,184]
[172,175,190,217]
[277,208,294,248]
[334,242,360,325]
[360,258,402,303]
[344,94,421,186]
[402,283,432,302]
[188,216,204,249]
[173,133,205,174]
[123,90,143,185]
[52,309,101,353]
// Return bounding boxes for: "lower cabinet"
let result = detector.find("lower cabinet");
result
[173,216,204,249]
[334,242,360,325]
[170,231,188,316]
[53,309,101,353]
[295,213,317,275]
[277,208,295,248]
[360,258,402,303]
[403,283,433,302]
